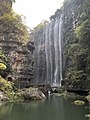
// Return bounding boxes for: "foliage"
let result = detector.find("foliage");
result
[0,3,29,44]
[0,63,6,70]
[75,19,90,45]
[12,0,16,3]
[0,76,23,102]
[0,75,14,101]
[50,9,62,20]
[75,0,90,80]
[64,0,90,90]
[0,51,7,63]
[34,20,48,31]
[0,1,11,15]
[0,51,10,78]
[0,76,13,91]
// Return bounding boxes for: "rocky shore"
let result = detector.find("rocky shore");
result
[0,88,46,103]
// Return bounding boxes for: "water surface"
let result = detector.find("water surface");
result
[0,95,89,120]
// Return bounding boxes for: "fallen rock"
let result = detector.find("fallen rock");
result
[21,87,46,100]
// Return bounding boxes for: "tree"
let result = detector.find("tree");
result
[0,3,29,44]
[63,0,90,90]
[0,63,6,70]
[75,0,90,80]
[34,20,48,31]
[0,51,10,78]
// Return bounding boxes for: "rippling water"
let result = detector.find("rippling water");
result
[0,95,89,120]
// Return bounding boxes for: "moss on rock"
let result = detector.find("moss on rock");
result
[74,100,85,105]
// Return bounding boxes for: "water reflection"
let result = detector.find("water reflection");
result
[0,95,89,120]
[85,102,90,120]
[17,100,45,110]
[0,103,13,116]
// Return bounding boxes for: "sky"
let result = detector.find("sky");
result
[13,0,64,29]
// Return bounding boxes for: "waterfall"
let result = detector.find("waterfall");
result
[45,24,49,84]
[53,19,59,86]
[48,23,53,85]
[34,15,63,86]
[59,15,63,86]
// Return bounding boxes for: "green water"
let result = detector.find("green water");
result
[0,95,89,120]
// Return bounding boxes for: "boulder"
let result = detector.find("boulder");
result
[0,91,9,102]
[21,87,46,100]
[86,95,90,102]
[74,100,85,105]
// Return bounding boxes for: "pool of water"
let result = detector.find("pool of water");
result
[0,95,89,120]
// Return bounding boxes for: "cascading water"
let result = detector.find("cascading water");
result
[53,19,59,86]
[59,15,63,86]
[45,24,50,84]
[34,14,63,86]
[48,23,53,85]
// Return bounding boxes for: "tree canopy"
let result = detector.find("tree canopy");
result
[0,3,29,44]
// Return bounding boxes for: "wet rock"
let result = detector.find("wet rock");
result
[21,87,46,100]
[74,100,85,105]
[63,91,85,98]
[0,91,9,102]
[86,95,90,102]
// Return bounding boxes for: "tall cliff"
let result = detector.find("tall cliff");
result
[31,0,90,89]
[63,0,90,90]
[0,0,34,88]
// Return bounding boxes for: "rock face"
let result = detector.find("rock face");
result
[21,87,46,100]
[11,45,34,88]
